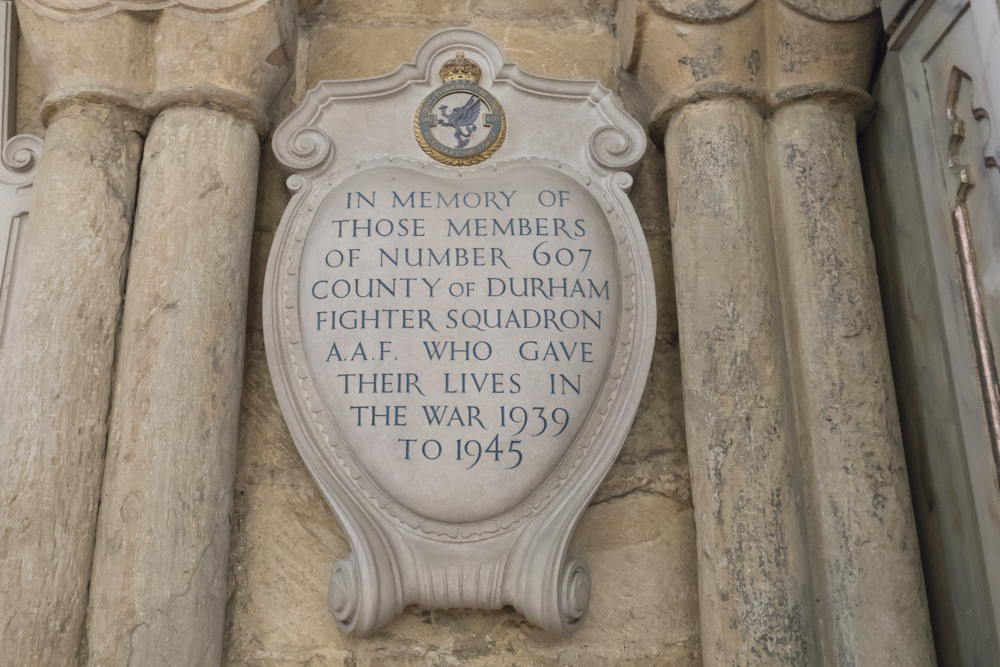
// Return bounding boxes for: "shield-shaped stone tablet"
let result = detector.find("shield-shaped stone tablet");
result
[266,28,655,635]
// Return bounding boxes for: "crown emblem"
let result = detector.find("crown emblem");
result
[439,51,482,83]
[416,49,504,166]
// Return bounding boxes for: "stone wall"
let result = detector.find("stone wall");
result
[9,3,699,664]
[6,1,938,665]
[221,2,701,665]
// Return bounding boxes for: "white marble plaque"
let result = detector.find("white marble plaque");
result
[267,29,654,635]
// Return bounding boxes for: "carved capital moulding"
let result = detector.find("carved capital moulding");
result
[15,0,296,136]
[618,0,880,142]
[265,29,654,634]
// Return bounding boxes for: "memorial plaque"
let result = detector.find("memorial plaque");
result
[267,29,654,634]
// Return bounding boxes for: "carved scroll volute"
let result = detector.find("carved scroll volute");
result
[265,28,653,634]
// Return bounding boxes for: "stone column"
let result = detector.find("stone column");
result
[86,106,260,667]
[624,0,936,663]
[665,98,817,663]
[85,3,294,664]
[0,7,148,664]
[769,97,934,664]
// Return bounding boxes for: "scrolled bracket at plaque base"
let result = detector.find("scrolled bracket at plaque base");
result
[266,28,654,635]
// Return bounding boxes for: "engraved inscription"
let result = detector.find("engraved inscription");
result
[298,165,620,524]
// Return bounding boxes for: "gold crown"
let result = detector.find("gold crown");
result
[439,52,482,83]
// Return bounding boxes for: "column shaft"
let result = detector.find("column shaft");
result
[0,103,143,665]
[768,100,935,665]
[86,107,259,666]
[666,98,817,664]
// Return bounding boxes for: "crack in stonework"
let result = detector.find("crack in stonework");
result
[170,517,224,607]
[116,517,225,664]
[590,487,691,508]
[124,620,146,667]
[616,446,686,464]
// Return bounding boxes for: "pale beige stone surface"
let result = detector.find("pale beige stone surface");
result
[0,102,143,667]
[87,107,260,667]
[223,4,700,664]
[628,0,880,141]
[768,101,935,666]
[303,20,619,90]
[633,1,936,665]
[652,0,755,22]
[150,0,297,132]
[17,0,296,135]
[225,328,700,663]
[17,1,305,661]
[650,0,877,23]
[666,98,817,665]
[15,35,45,137]
[16,4,153,118]
[2,2,935,666]
[310,0,616,23]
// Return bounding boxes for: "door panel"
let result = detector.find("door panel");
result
[863,0,1000,663]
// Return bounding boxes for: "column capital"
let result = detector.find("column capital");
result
[16,0,296,136]
[619,0,879,141]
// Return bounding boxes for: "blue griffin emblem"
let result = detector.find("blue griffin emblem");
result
[414,51,506,166]
[438,96,482,148]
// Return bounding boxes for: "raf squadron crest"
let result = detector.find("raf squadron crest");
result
[414,52,506,166]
